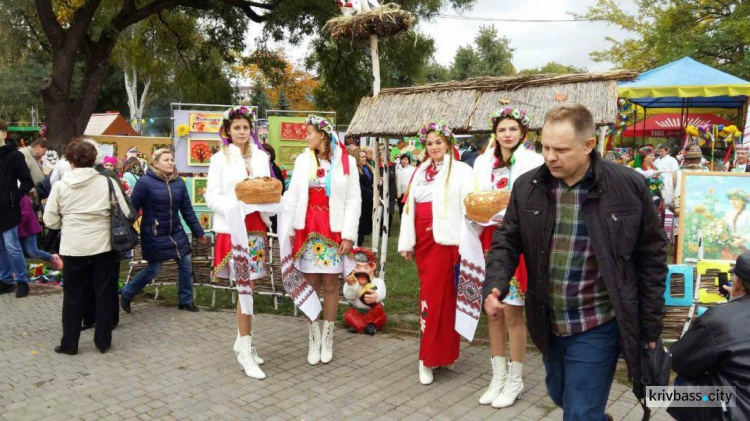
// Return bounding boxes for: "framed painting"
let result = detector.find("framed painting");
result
[192,177,208,206]
[677,171,750,262]
[279,145,307,166]
[187,138,221,166]
[196,211,212,230]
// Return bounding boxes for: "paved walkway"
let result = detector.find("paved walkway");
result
[0,288,674,421]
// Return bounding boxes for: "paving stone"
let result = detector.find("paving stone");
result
[0,293,645,420]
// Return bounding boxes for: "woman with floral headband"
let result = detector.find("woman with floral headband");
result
[398,121,473,385]
[206,105,272,380]
[282,115,360,365]
[633,145,665,211]
[467,108,543,408]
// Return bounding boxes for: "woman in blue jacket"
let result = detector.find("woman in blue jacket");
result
[120,148,207,313]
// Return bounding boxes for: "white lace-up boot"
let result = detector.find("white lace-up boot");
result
[237,335,265,379]
[492,361,523,408]
[233,329,265,365]
[321,320,335,363]
[308,322,322,365]
[479,356,507,405]
[419,360,433,385]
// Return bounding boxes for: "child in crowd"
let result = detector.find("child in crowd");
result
[102,156,117,171]
[19,195,63,270]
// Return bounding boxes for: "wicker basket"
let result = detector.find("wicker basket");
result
[235,177,282,204]
[464,190,511,223]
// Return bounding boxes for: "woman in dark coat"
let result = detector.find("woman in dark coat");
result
[356,149,374,247]
[120,149,206,313]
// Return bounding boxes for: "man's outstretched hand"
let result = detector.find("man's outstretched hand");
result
[483,288,505,317]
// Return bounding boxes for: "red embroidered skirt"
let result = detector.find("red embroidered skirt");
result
[213,212,267,279]
[414,202,460,367]
[480,225,527,294]
[292,187,343,268]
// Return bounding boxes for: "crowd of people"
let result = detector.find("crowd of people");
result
[2,101,749,420]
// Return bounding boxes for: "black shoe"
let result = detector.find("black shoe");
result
[178,303,199,312]
[54,346,77,355]
[15,282,28,298]
[95,344,109,354]
[347,326,358,334]
[120,297,131,313]
[0,282,15,295]
[364,324,377,336]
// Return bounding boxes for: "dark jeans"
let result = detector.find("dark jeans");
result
[544,319,620,421]
[121,254,193,305]
[60,251,118,351]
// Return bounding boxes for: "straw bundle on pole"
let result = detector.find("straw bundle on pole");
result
[324,3,415,42]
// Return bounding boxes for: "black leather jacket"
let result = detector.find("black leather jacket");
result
[670,295,750,420]
[484,151,668,389]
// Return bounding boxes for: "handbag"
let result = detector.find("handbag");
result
[633,337,672,421]
[106,176,139,252]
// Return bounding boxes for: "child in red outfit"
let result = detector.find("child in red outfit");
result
[343,248,386,335]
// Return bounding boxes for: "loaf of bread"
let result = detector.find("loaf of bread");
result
[464,190,511,223]
[234,177,283,204]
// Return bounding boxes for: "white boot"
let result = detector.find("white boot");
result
[234,329,265,365]
[419,360,433,385]
[321,320,335,364]
[237,335,266,379]
[492,361,523,408]
[479,356,507,405]
[308,322,322,365]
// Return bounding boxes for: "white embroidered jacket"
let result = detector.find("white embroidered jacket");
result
[206,143,272,234]
[282,149,361,242]
[471,145,544,192]
[397,155,473,252]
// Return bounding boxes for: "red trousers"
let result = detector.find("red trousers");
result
[344,304,387,333]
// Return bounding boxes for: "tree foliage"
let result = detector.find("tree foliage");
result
[238,50,318,112]
[579,0,750,78]
[518,62,586,75]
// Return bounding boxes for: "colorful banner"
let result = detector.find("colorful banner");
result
[189,112,223,133]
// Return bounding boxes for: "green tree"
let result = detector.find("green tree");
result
[578,0,750,78]
[276,88,290,110]
[449,25,515,80]
[248,79,271,118]
[519,62,586,75]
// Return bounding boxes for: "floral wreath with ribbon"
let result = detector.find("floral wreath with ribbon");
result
[305,114,350,196]
[489,107,531,131]
[417,121,457,146]
[220,105,256,146]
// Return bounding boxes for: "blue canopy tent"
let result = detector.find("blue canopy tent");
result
[618,57,750,142]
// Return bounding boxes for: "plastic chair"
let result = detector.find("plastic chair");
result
[664,264,693,306]
[696,260,732,286]
[697,288,727,304]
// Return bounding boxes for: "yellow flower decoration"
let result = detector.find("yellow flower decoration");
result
[257,250,265,261]
[313,243,325,255]
[649,184,656,191]
[322,260,331,267]
[685,125,700,138]
[176,124,190,138]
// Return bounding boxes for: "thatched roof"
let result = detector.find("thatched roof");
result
[346,70,638,137]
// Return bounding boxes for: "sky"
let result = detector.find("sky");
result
[243,0,639,77]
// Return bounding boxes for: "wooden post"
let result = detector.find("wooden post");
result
[370,34,381,96]
[378,143,390,276]
[597,126,608,157]
[372,137,382,251]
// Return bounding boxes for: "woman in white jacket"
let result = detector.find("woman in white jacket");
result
[44,140,132,355]
[283,115,360,366]
[471,108,543,408]
[206,106,272,380]
[398,122,472,385]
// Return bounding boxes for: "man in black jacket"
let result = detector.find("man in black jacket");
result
[0,120,35,298]
[668,252,750,420]
[483,104,667,419]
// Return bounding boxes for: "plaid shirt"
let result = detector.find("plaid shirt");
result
[548,169,615,336]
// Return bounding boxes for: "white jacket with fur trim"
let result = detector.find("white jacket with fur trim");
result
[206,143,272,234]
[471,145,544,192]
[397,155,473,252]
[282,149,361,242]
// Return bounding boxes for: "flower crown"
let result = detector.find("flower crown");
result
[638,145,654,156]
[222,105,255,123]
[489,108,531,129]
[305,115,334,137]
[417,121,457,145]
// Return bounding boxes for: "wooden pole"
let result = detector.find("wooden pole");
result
[370,34,381,96]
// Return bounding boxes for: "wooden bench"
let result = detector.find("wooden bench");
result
[125,232,377,310]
